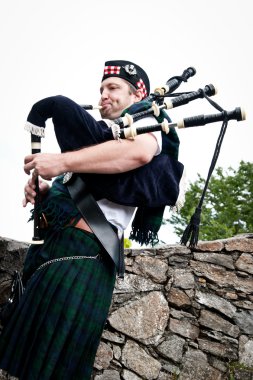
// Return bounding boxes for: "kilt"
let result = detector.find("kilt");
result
[0,226,116,380]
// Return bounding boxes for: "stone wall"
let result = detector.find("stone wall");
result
[0,234,253,380]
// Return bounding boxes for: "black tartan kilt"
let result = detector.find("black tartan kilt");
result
[0,227,116,380]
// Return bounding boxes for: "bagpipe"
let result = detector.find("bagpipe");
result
[25,67,246,246]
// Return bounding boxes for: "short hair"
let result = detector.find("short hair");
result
[128,82,138,95]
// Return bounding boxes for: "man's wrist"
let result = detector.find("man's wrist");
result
[61,152,71,173]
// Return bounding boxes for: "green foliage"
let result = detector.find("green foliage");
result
[167,161,253,241]
[124,237,132,248]
[227,361,253,379]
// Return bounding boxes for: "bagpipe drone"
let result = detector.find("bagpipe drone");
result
[24,67,246,246]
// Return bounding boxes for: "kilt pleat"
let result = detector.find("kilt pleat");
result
[0,226,116,380]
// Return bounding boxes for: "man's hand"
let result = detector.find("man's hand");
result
[24,153,65,180]
[23,177,50,207]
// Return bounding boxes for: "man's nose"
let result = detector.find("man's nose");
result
[101,89,109,99]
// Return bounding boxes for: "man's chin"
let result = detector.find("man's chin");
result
[99,110,119,120]
[100,110,109,119]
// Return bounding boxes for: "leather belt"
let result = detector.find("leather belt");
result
[67,175,125,278]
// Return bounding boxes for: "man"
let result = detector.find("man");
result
[23,60,162,237]
[23,60,183,247]
[0,60,172,380]
[22,59,183,248]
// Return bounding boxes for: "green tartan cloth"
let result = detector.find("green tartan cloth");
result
[0,223,116,379]
[122,101,181,245]
[122,100,180,160]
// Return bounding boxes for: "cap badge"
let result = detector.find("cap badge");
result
[124,64,137,76]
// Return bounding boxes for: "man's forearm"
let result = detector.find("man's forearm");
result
[24,133,158,180]
[63,135,157,174]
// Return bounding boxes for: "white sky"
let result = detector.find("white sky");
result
[0,0,252,245]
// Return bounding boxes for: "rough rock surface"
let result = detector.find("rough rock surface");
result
[0,234,253,379]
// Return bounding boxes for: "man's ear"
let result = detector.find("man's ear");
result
[133,89,143,103]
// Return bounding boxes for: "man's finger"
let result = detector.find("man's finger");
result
[24,163,33,175]
[22,198,28,207]
[32,168,39,178]
[24,154,36,164]
[28,177,36,189]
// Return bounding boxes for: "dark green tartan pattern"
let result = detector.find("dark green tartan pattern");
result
[28,175,80,232]
[122,100,180,160]
[0,226,116,380]
[121,100,181,245]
